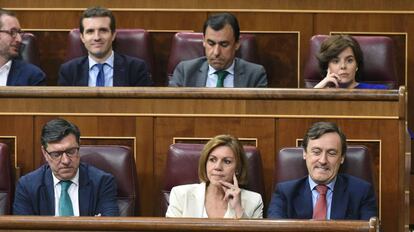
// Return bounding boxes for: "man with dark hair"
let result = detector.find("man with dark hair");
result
[13,118,119,216]
[0,8,45,86]
[58,6,152,87]
[169,13,267,87]
[267,122,377,220]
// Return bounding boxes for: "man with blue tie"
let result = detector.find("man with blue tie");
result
[267,122,377,220]
[0,8,45,86]
[13,118,119,216]
[58,6,152,87]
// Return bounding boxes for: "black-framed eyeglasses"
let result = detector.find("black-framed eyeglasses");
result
[44,147,80,160]
[0,29,25,38]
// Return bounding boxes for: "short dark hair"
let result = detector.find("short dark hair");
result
[79,6,115,34]
[203,13,240,42]
[41,118,81,149]
[302,122,347,156]
[198,134,248,186]
[0,8,16,29]
[316,35,364,82]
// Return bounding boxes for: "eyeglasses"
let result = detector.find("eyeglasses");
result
[0,28,25,38]
[44,147,79,160]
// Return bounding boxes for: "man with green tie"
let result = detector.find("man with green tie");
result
[13,118,119,216]
[169,13,267,88]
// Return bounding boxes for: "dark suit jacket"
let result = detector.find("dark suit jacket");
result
[7,59,46,86]
[13,163,119,216]
[267,174,377,220]
[58,52,153,86]
[169,57,267,87]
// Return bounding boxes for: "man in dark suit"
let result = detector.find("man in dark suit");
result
[267,122,377,220]
[58,7,152,87]
[0,8,45,86]
[13,118,119,216]
[169,13,267,87]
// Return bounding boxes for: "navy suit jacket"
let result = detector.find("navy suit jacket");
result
[267,174,377,220]
[13,163,119,216]
[58,52,153,86]
[7,59,46,86]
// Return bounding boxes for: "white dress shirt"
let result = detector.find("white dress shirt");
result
[206,61,235,87]
[53,170,80,216]
[0,60,12,86]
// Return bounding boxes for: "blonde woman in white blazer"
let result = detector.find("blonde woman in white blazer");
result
[166,135,263,218]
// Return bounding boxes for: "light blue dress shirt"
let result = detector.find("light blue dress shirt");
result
[308,176,336,219]
[88,51,114,87]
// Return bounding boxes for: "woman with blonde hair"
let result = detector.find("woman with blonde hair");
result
[166,134,263,218]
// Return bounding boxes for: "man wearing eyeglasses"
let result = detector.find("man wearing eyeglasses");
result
[13,118,119,216]
[0,8,46,86]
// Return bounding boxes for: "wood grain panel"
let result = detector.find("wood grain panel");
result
[135,117,154,216]
[0,216,379,232]
[3,0,414,11]
[0,116,34,174]
[0,87,404,230]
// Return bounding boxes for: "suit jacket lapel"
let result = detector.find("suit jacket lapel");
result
[78,164,92,216]
[194,61,208,87]
[113,53,127,86]
[39,166,55,215]
[7,60,19,86]
[331,175,349,219]
[233,58,245,87]
[295,179,313,218]
[78,58,89,86]
[187,183,206,217]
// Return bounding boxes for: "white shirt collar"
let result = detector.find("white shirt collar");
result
[0,60,12,86]
[208,60,235,76]
[308,176,336,191]
[88,50,114,69]
[52,168,80,187]
[0,60,12,71]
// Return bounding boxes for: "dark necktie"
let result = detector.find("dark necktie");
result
[215,70,229,87]
[313,184,328,220]
[59,180,74,216]
[96,63,105,87]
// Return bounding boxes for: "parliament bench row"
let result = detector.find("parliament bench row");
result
[0,143,375,217]
[21,30,398,88]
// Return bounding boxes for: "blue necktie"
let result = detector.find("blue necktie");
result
[96,63,105,86]
[215,70,229,87]
[59,180,74,216]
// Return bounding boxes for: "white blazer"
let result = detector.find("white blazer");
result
[166,182,263,218]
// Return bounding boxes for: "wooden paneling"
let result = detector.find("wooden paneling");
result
[0,87,405,231]
[2,0,414,10]
[0,2,413,230]
[0,216,379,232]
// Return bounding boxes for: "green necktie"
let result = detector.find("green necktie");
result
[215,70,229,87]
[59,180,74,216]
